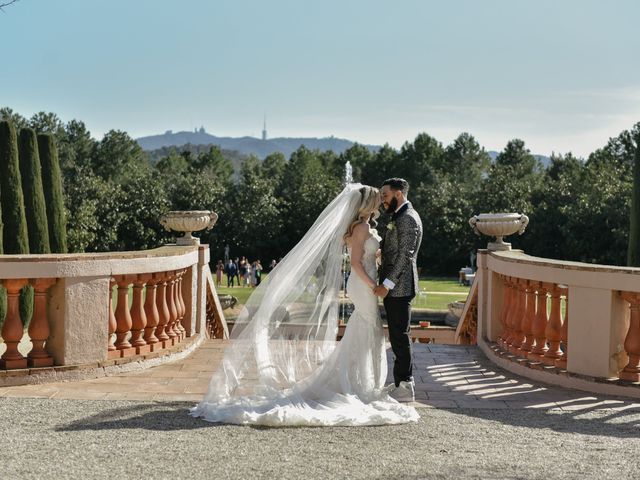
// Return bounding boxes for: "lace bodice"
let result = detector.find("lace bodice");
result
[349,230,380,279]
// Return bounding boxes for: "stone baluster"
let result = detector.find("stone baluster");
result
[114,275,136,356]
[130,274,151,354]
[542,284,563,366]
[619,292,640,381]
[165,270,178,344]
[173,270,184,340]
[497,275,510,348]
[155,272,171,346]
[556,288,569,370]
[520,281,536,357]
[108,279,117,354]
[503,278,518,349]
[509,279,526,355]
[177,269,187,338]
[27,278,57,367]
[528,283,549,361]
[0,279,29,369]
[505,278,518,348]
[143,274,160,348]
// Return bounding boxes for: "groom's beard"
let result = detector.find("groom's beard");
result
[385,197,399,214]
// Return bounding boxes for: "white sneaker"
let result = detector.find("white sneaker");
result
[389,379,415,403]
[383,383,396,394]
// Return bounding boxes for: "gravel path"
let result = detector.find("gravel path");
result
[1,397,639,480]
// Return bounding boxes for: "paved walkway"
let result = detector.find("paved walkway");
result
[2,341,640,479]
[2,340,638,412]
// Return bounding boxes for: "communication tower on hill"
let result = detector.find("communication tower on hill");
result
[262,114,267,141]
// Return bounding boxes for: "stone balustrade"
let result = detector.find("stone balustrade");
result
[495,275,568,367]
[0,245,218,373]
[475,249,640,397]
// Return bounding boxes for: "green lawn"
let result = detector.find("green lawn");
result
[216,275,469,312]
[216,284,257,305]
[419,277,470,293]
[413,292,468,311]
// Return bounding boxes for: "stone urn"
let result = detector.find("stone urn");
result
[445,300,467,327]
[448,300,466,318]
[160,210,218,246]
[218,294,238,310]
[469,213,529,251]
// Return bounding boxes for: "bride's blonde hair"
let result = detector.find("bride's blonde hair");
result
[343,186,380,243]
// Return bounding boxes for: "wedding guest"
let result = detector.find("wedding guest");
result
[226,259,237,287]
[254,259,263,286]
[269,259,277,272]
[215,260,224,287]
[239,256,248,286]
[233,257,241,286]
[245,262,252,287]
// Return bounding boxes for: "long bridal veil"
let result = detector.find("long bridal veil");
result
[191,183,365,417]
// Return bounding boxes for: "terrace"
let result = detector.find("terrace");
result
[1,227,640,478]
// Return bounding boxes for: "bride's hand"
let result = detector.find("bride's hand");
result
[375,249,381,258]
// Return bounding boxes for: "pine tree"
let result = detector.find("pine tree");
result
[38,133,67,253]
[18,128,50,254]
[628,131,640,266]
[0,120,30,326]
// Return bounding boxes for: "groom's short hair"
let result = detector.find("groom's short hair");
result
[382,178,409,194]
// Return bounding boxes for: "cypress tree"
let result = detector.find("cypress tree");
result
[0,120,30,326]
[38,133,67,253]
[0,120,29,254]
[19,128,50,254]
[0,180,3,327]
[628,132,640,266]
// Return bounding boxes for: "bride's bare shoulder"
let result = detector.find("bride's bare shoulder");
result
[352,221,369,235]
[349,222,370,243]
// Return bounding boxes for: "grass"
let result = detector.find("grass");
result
[216,283,257,305]
[216,275,470,313]
[419,277,471,293]
[413,292,468,311]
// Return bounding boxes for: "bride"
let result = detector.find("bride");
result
[191,184,420,426]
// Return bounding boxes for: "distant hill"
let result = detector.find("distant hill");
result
[138,129,552,167]
[137,129,380,159]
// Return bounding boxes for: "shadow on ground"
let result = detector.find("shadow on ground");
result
[55,402,214,432]
[420,353,640,439]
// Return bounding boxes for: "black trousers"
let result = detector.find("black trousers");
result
[384,295,413,386]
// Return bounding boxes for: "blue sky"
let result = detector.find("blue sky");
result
[2,0,639,157]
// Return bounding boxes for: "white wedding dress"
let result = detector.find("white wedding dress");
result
[192,228,420,426]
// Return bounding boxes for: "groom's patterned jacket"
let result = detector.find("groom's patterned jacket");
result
[379,202,423,298]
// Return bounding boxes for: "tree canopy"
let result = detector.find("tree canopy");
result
[3,107,638,275]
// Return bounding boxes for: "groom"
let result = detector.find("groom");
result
[373,178,423,402]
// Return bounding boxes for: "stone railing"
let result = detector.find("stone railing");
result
[0,245,225,376]
[475,249,640,397]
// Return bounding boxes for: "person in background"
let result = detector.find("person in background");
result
[245,261,252,287]
[234,257,241,286]
[226,258,237,287]
[215,260,224,287]
[269,259,277,272]
[254,259,263,286]
[239,256,247,286]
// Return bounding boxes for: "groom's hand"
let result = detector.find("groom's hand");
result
[373,285,389,298]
